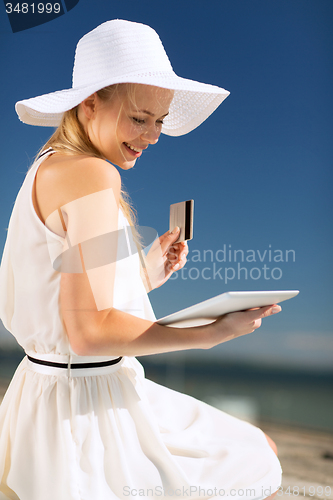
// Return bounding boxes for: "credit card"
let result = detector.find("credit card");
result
[169,199,194,242]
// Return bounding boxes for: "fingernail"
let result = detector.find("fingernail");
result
[173,263,180,270]
[171,226,180,234]
[271,306,281,314]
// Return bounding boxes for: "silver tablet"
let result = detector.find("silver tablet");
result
[157,290,299,328]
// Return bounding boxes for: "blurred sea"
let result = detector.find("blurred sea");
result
[140,354,333,432]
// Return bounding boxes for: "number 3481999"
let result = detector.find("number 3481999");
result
[5,3,61,14]
[277,486,332,497]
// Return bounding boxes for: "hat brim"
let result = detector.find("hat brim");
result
[15,72,230,136]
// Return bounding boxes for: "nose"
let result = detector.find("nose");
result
[141,125,161,145]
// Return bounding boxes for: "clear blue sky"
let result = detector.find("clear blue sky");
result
[0,0,332,369]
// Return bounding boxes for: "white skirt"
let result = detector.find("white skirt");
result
[0,354,282,500]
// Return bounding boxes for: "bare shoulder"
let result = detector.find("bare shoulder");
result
[39,153,121,203]
[34,153,121,226]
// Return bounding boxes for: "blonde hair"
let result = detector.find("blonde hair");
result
[33,83,139,229]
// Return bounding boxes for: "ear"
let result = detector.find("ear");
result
[80,93,97,119]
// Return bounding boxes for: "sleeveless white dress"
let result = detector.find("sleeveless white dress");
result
[0,149,282,500]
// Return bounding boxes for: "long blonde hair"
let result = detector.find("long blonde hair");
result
[33,83,139,229]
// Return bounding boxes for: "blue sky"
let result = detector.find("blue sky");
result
[0,0,332,369]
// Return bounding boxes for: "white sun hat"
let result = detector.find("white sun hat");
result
[15,19,230,137]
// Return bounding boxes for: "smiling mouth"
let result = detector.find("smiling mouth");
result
[124,142,143,153]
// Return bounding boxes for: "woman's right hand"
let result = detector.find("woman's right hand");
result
[203,304,282,349]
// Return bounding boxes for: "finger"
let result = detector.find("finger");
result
[252,318,262,330]
[169,252,187,272]
[179,241,189,256]
[165,261,177,279]
[166,240,189,270]
[159,227,180,255]
[169,257,184,272]
[173,241,188,252]
[158,227,180,244]
[263,304,282,317]
[167,246,180,264]
[244,304,281,321]
[168,244,186,258]
[170,241,188,260]
[168,247,188,269]
[172,240,188,249]
[176,257,187,270]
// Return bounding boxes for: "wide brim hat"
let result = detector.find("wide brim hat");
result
[15,19,230,137]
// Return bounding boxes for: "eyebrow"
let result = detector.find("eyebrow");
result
[137,109,169,118]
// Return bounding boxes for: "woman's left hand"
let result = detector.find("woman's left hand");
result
[142,227,189,290]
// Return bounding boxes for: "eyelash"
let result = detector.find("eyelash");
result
[132,117,145,124]
[132,117,164,125]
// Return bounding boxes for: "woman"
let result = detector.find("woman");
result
[0,19,282,500]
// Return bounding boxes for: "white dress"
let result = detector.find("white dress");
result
[0,149,282,500]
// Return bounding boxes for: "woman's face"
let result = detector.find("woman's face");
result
[81,84,174,170]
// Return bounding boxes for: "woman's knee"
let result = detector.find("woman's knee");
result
[264,490,279,500]
[264,432,278,456]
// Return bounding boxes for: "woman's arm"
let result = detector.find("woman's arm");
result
[68,303,281,357]
[59,156,281,357]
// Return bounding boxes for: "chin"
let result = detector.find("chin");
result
[106,157,136,170]
[120,160,136,170]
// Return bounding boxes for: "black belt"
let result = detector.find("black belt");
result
[27,355,123,369]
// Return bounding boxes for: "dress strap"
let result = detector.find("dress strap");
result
[36,147,56,161]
